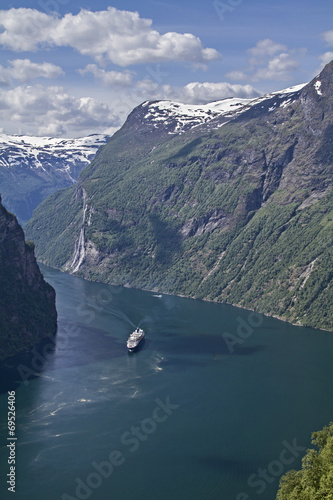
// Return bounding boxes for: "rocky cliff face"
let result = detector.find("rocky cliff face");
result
[25,61,333,331]
[0,196,57,361]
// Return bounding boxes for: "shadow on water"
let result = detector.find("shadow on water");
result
[158,357,206,370]
[0,321,128,394]
[198,455,264,476]
[0,336,57,394]
[152,332,267,357]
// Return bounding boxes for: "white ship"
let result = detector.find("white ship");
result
[127,328,145,352]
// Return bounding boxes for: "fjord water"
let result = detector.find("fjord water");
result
[1,265,333,500]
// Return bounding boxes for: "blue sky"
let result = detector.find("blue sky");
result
[0,0,333,137]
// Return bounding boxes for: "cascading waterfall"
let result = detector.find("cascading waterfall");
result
[67,187,87,273]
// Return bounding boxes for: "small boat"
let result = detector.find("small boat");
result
[127,328,145,352]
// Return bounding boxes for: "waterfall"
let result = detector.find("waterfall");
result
[67,187,87,273]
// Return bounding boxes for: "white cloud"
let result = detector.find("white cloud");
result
[0,8,55,51]
[0,84,121,137]
[79,65,134,87]
[227,39,305,83]
[0,59,64,86]
[0,71,11,87]
[0,7,220,66]
[0,77,260,137]
[315,51,333,75]
[248,39,287,66]
[133,79,259,104]
[314,31,333,74]
[252,53,300,81]
[165,81,260,103]
[322,30,333,45]
[225,70,248,81]
[319,51,333,67]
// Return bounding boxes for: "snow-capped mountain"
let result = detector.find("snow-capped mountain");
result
[0,133,109,224]
[135,83,307,135]
[25,59,333,332]
[0,82,308,224]
[0,133,109,182]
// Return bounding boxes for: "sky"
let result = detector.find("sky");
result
[0,0,333,138]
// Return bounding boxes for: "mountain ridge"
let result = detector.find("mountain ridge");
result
[25,61,333,331]
[0,133,109,223]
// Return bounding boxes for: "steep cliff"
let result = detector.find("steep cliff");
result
[0,196,57,361]
[25,61,333,331]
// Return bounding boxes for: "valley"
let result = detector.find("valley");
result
[24,62,333,332]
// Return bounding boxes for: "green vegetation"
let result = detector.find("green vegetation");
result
[0,263,56,360]
[25,240,35,251]
[0,198,57,361]
[276,423,333,499]
[24,66,333,332]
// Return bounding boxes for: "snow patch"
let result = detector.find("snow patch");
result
[0,133,109,177]
[314,80,322,96]
[140,81,308,135]
[142,97,255,134]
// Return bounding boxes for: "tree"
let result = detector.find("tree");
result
[276,422,333,499]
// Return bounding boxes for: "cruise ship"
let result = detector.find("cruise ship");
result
[127,328,145,352]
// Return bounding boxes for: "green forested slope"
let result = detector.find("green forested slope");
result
[25,62,333,331]
[0,197,57,361]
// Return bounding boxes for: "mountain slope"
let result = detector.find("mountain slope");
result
[25,62,333,331]
[0,133,109,224]
[0,196,57,361]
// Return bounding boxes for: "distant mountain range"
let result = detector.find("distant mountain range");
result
[0,133,109,223]
[25,61,333,331]
[0,87,306,225]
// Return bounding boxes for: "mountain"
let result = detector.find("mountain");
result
[0,133,109,224]
[137,83,305,135]
[25,61,333,331]
[0,196,57,361]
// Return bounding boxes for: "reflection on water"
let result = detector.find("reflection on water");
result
[1,264,333,500]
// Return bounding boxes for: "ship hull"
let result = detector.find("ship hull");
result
[127,336,145,352]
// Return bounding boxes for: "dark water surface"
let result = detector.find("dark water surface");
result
[1,264,333,500]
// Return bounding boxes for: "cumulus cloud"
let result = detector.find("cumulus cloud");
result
[322,30,333,45]
[315,51,333,75]
[228,39,304,83]
[252,53,300,81]
[0,84,121,136]
[78,65,134,87]
[133,79,260,104]
[314,31,333,74]
[0,59,64,86]
[225,70,248,81]
[0,7,220,66]
[165,81,260,103]
[0,9,55,51]
[0,76,261,137]
[319,51,333,67]
[248,39,287,65]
